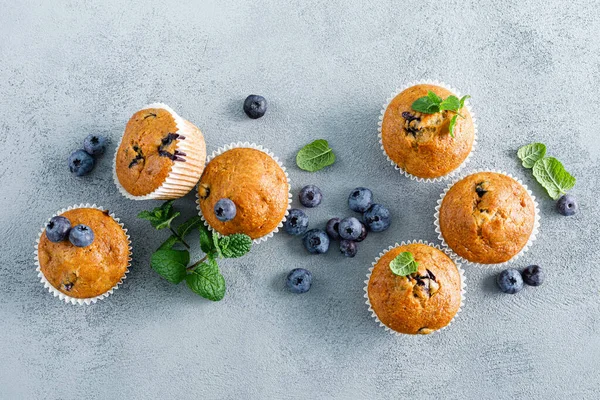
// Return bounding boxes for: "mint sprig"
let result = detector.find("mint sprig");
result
[410,91,470,138]
[517,144,576,200]
[389,251,419,276]
[138,200,253,301]
[296,139,336,172]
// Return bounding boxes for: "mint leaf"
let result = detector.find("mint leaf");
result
[427,90,443,105]
[532,157,576,200]
[296,139,336,172]
[439,95,461,112]
[212,232,223,258]
[219,234,252,258]
[459,95,470,109]
[389,251,419,276]
[448,114,458,138]
[518,143,547,169]
[150,249,189,284]
[186,261,226,301]
[411,96,439,114]
[137,200,180,230]
[158,216,203,251]
[199,223,215,255]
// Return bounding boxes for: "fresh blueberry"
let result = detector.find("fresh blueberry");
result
[339,239,357,257]
[557,194,578,216]
[286,268,312,293]
[522,265,544,286]
[326,217,341,240]
[363,204,391,232]
[284,209,309,235]
[214,198,236,222]
[339,217,362,240]
[69,224,94,247]
[243,94,267,119]
[355,222,368,242]
[302,229,330,254]
[298,185,323,208]
[68,149,95,176]
[496,269,524,294]
[45,216,71,243]
[348,187,373,213]
[83,134,108,155]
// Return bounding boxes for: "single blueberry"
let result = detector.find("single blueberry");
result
[69,224,94,247]
[302,229,330,254]
[298,185,323,208]
[496,269,524,294]
[339,239,357,258]
[355,222,368,242]
[68,149,95,176]
[243,94,267,119]
[363,204,391,232]
[284,209,309,236]
[325,217,341,240]
[339,217,362,240]
[286,268,313,293]
[522,265,544,286]
[214,198,236,222]
[45,216,71,243]
[83,134,108,156]
[557,194,578,216]
[348,187,373,213]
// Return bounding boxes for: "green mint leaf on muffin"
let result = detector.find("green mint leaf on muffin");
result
[518,143,547,168]
[186,259,226,301]
[459,95,470,109]
[411,91,470,138]
[218,234,253,258]
[411,96,440,114]
[427,91,443,104]
[448,115,459,139]
[296,139,336,172]
[532,157,576,200]
[389,251,419,276]
[151,249,189,284]
[439,95,461,112]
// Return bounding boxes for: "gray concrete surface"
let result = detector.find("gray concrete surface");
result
[1,0,599,399]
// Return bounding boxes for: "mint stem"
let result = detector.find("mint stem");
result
[187,255,209,271]
[169,227,190,249]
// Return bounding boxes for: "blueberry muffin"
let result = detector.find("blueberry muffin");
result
[380,84,475,179]
[37,208,130,299]
[114,104,206,199]
[367,243,463,335]
[197,146,290,240]
[438,172,536,264]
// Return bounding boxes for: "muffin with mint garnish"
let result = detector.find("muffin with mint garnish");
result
[197,143,291,243]
[114,103,206,200]
[365,242,464,335]
[35,205,131,304]
[380,83,476,180]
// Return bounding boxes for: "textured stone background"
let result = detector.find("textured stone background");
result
[1,1,599,399]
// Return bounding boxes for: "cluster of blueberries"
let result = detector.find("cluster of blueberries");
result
[497,265,544,294]
[68,134,108,176]
[45,215,95,247]
[284,186,391,294]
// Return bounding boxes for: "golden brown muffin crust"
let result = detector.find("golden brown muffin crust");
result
[198,148,289,240]
[116,108,181,196]
[368,243,462,335]
[38,208,129,299]
[439,172,535,264]
[381,84,475,179]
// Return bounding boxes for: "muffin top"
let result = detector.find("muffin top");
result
[198,148,289,240]
[381,84,475,179]
[439,172,536,264]
[367,243,462,335]
[116,107,184,196]
[38,208,130,299]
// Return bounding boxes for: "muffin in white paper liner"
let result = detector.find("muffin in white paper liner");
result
[34,204,132,305]
[378,80,478,183]
[195,142,292,245]
[434,170,541,267]
[113,103,206,200]
[363,240,466,336]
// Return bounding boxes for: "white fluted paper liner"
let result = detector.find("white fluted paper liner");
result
[363,240,466,336]
[113,103,206,200]
[378,80,478,183]
[434,170,541,267]
[195,142,292,245]
[34,204,132,305]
